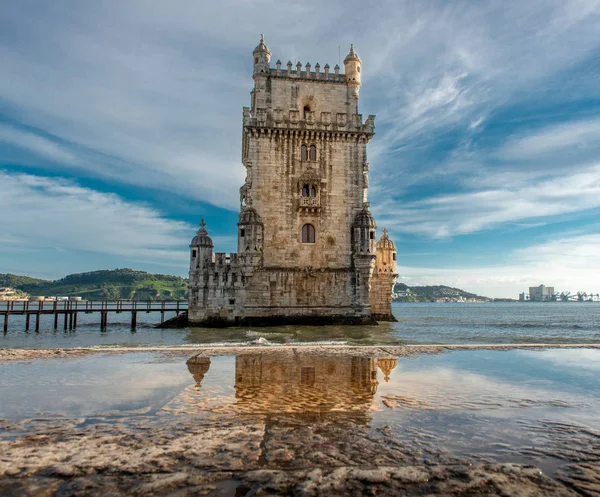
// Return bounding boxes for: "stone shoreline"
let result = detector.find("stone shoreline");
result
[0,343,599,362]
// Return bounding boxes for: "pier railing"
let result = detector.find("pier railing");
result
[1,300,187,332]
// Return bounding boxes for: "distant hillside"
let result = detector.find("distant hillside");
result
[0,269,188,300]
[394,283,489,302]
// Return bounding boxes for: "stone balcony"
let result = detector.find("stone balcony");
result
[299,196,321,214]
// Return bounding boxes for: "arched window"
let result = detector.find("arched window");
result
[303,106,310,119]
[302,224,315,243]
[301,184,309,197]
[301,145,308,161]
[310,185,317,197]
[309,145,317,161]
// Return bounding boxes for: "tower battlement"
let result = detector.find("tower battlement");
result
[263,62,347,82]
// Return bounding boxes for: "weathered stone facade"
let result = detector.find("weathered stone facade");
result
[189,36,397,326]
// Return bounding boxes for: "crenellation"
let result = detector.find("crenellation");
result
[188,37,397,326]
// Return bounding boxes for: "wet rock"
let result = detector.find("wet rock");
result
[557,463,600,496]
[240,464,576,496]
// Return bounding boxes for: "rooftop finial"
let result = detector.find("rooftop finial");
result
[382,228,388,237]
[199,218,208,234]
[260,34,265,44]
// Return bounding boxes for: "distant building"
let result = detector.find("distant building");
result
[518,292,526,301]
[529,285,554,302]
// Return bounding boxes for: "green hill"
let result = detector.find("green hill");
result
[394,283,489,302]
[0,269,188,300]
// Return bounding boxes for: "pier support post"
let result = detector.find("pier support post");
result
[3,314,7,333]
[54,313,59,329]
[161,310,165,324]
[35,314,41,333]
[25,314,31,332]
[101,311,108,329]
[64,312,68,330]
[69,312,74,330]
[73,313,78,328]
[131,311,137,330]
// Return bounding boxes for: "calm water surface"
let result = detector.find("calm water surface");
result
[1,302,599,348]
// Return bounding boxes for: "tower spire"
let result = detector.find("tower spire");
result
[198,218,208,235]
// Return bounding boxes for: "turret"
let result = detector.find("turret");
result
[370,228,398,321]
[238,207,264,257]
[190,219,214,273]
[352,206,377,255]
[344,44,361,97]
[377,358,398,382]
[375,228,397,274]
[252,34,271,76]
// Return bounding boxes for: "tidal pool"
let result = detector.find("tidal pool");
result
[0,347,599,496]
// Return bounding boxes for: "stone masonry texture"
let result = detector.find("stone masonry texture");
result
[188,37,397,326]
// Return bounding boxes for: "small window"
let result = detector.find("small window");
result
[192,249,197,258]
[303,106,310,119]
[302,184,310,197]
[232,273,237,282]
[302,224,316,243]
[229,299,235,305]
[240,228,246,237]
[254,57,258,64]
[357,66,360,73]
[369,231,375,240]
[309,145,317,161]
[301,145,308,161]
[310,185,317,197]
[393,253,396,261]
[214,273,219,282]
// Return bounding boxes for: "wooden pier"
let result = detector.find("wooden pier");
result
[1,300,187,332]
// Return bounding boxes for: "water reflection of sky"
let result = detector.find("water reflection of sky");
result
[1,349,598,421]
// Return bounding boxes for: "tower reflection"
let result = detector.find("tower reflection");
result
[181,351,398,415]
[232,354,379,413]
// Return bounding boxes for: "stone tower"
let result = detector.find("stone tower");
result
[188,36,397,326]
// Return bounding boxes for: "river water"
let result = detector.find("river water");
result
[1,302,599,348]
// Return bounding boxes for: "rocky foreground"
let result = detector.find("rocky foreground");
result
[1,412,598,496]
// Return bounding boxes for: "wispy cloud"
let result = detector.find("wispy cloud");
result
[498,118,600,160]
[0,125,77,164]
[0,171,193,265]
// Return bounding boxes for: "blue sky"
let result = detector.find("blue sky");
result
[1,0,600,298]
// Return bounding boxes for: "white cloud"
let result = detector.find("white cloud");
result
[499,118,600,160]
[0,172,194,265]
